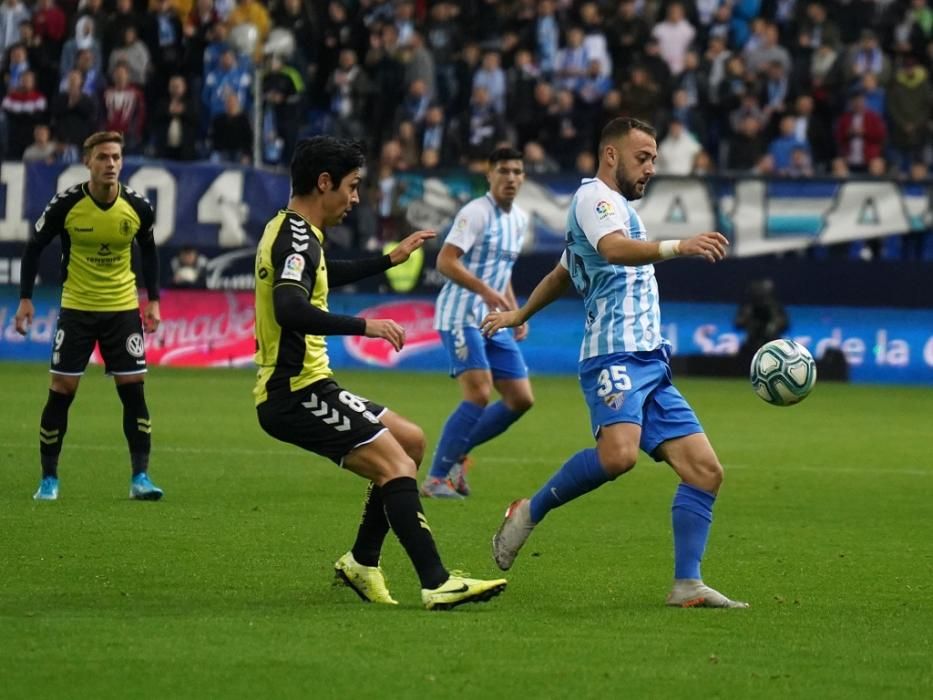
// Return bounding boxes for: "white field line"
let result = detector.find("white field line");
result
[0,442,929,476]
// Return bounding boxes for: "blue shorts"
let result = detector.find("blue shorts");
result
[579,348,703,460]
[438,327,528,379]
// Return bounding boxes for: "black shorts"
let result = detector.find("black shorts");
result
[257,378,388,465]
[51,308,147,376]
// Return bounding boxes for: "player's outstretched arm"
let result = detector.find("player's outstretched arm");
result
[597,231,729,265]
[481,263,570,336]
[328,230,436,287]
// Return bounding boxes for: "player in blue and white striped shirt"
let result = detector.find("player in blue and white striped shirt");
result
[422,147,534,499]
[482,118,747,608]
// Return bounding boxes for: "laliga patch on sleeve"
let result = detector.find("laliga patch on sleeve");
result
[281,253,305,281]
[595,200,615,220]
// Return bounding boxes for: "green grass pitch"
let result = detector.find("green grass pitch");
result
[1,362,931,699]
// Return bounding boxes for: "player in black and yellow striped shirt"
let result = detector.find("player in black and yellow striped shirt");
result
[15,131,164,502]
[254,136,507,609]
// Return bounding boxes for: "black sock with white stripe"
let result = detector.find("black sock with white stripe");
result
[39,390,74,478]
[381,477,448,589]
[117,382,151,476]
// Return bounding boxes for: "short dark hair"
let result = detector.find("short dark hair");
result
[83,131,124,158]
[599,117,656,150]
[488,146,523,164]
[290,137,365,196]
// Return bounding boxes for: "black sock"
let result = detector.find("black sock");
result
[117,383,151,476]
[351,483,391,567]
[381,477,448,589]
[39,390,74,478]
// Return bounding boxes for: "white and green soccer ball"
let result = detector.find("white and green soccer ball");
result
[749,339,817,406]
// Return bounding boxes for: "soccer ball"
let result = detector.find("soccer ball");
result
[749,339,817,406]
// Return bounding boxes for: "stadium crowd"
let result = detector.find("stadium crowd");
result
[0,0,930,179]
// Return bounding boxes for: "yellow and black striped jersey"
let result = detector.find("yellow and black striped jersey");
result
[30,183,156,311]
[253,210,331,405]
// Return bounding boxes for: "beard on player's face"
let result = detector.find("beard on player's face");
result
[614,163,643,200]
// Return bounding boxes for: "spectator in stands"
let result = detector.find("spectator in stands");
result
[860,72,886,116]
[102,0,142,60]
[618,65,663,125]
[209,90,252,164]
[394,77,430,129]
[70,47,104,98]
[759,59,790,126]
[364,21,405,145]
[418,102,453,167]
[867,155,889,177]
[31,0,66,59]
[0,0,30,68]
[21,121,56,162]
[3,40,28,90]
[522,140,560,175]
[639,37,673,93]
[152,74,199,161]
[424,1,460,105]
[786,146,815,177]
[745,21,792,75]
[456,84,506,164]
[400,31,436,98]
[579,2,611,77]
[473,49,506,114]
[107,24,150,88]
[577,58,612,126]
[261,51,303,164]
[606,0,650,74]
[16,19,56,100]
[506,47,540,139]
[170,245,208,288]
[144,0,184,100]
[102,62,146,154]
[726,114,767,170]
[396,119,419,169]
[887,56,931,174]
[768,114,811,173]
[58,16,100,84]
[657,118,702,175]
[670,87,706,143]
[845,29,892,86]
[653,1,696,76]
[551,88,584,169]
[792,94,833,169]
[554,26,588,93]
[797,2,842,53]
[50,69,95,160]
[2,68,46,158]
[574,149,596,176]
[535,0,559,77]
[835,90,887,173]
[202,46,251,121]
[326,47,369,140]
[692,149,716,175]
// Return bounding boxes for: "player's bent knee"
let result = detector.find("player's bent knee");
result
[507,394,534,413]
[399,424,426,468]
[689,459,724,492]
[597,446,638,478]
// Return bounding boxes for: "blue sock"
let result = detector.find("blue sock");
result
[428,401,484,478]
[529,448,610,523]
[463,401,524,453]
[671,483,716,580]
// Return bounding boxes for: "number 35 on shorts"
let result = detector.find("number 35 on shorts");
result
[596,365,632,397]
